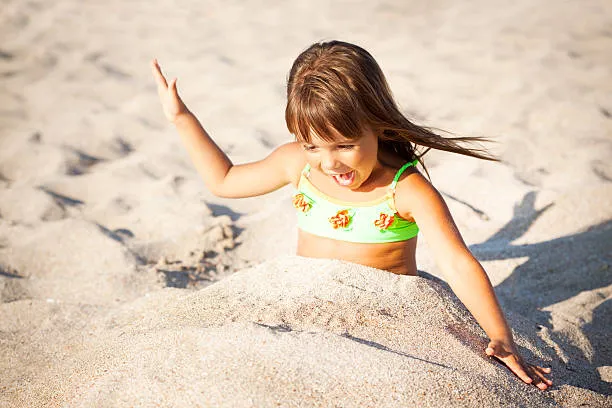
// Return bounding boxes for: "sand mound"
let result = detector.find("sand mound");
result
[2,257,579,407]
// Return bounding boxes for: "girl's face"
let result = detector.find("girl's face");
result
[302,127,380,190]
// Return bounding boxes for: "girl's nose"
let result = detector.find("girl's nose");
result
[320,152,339,172]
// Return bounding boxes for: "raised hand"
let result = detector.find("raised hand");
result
[151,59,189,123]
[486,340,553,390]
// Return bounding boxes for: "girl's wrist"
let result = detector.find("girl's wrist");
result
[172,110,194,126]
[489,333,516,347]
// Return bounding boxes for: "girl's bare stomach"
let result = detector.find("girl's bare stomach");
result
[296,229,418,276]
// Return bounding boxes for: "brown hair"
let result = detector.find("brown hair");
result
[285,40,497,176]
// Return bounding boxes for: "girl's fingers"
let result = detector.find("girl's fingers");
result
[486,343,552,390]
[503,358,552,389]
[531,365,553,385]
[522,365,549,390]
[506,358,533,384]
[169,77,178,95]
[487,347,531,384]
[151,59,168,89]
[528,368,547,388]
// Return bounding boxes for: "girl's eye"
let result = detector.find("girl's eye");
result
[303,145,316,152]
[337,145,354,150]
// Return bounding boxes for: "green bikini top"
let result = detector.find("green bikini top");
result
[293,160,419,243]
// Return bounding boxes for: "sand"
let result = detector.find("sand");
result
[1,0,611,406]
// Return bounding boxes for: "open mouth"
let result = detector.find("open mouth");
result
[331,171,355,186]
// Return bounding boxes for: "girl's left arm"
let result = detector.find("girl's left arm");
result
[396,171,552,390]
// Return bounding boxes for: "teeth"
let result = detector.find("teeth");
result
[333,171,354,186]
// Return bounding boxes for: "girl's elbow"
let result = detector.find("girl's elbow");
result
[211,190,227,198]
[210,186,233,198]
[206,182,228,198]
[209,183,246,199]
[440,251,480,277]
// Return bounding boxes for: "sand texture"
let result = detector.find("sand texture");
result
[1,0,611,407]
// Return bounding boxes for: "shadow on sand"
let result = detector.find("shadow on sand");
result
[468,191,612,393]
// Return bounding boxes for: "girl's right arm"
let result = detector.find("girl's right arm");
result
[395,172,552,390]
[152,59,303,198]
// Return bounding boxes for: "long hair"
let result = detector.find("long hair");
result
[285,40,497,176]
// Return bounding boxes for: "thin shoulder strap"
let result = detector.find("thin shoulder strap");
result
[389,159,418,191]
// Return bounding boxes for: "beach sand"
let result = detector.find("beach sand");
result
[1,0,611,406]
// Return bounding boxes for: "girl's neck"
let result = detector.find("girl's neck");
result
[358,159,398,192]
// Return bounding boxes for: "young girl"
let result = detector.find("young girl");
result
[152,40,552,390]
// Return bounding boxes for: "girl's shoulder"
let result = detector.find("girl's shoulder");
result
[272,141,307,187]
[392,167,443,222]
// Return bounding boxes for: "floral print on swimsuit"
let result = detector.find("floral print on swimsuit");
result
[374,212,395,230]
[292,193,312,213]
[328,209,354,230]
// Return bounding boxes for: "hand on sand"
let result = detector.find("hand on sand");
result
[151,59,189,123]
[486,340,553,390]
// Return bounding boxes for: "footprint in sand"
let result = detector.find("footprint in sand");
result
[100,63,131,80]
[63,147,104,176]
[591,160,612,182]
[0,256,29,303]
[0,185,67,223]
[0,50,14,60]
[109,136,134,158]
[29,132,42,143]
[37,187,85,209]
[84,51,131,80]
[0,49,15,77]
[95,223,136,245]
[254,129,276,149]
[0,171,11,187]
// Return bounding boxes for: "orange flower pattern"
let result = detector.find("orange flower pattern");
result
[294,193,397,232]
[292,193,312,213]
[329,209,352,229]
[374,213,395,230]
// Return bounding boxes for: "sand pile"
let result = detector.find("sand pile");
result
[0,257,580,407]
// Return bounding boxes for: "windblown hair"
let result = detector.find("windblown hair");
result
[285,40,497,176]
